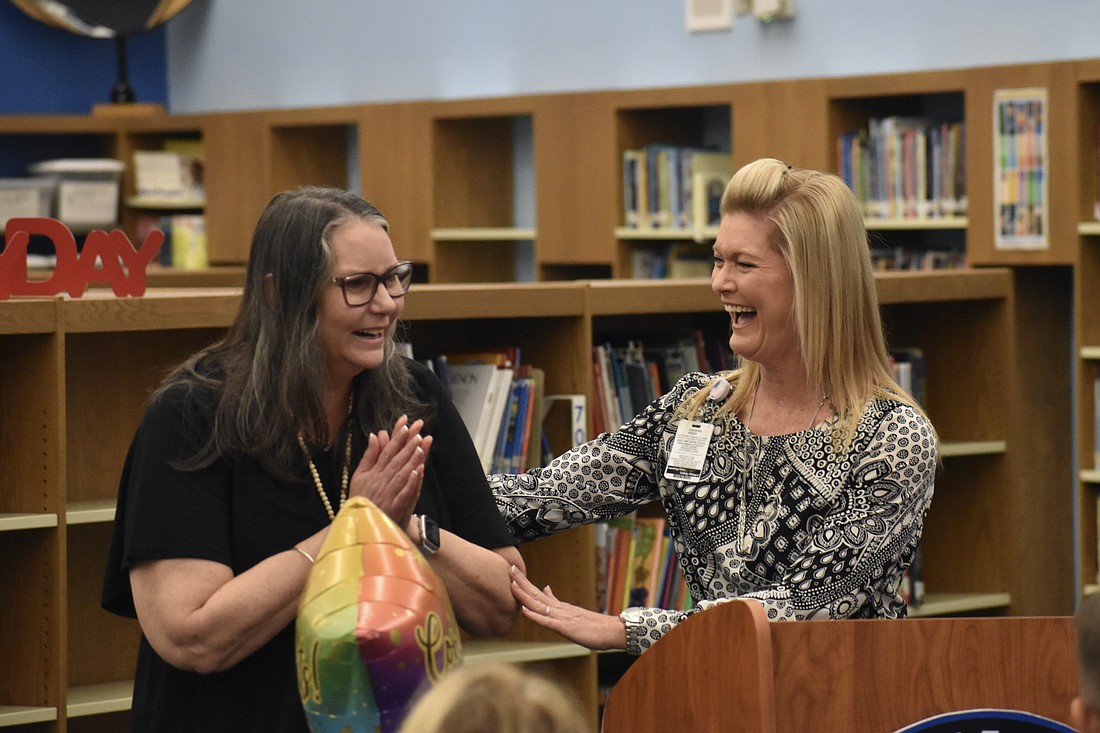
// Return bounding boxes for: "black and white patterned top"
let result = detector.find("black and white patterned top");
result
[489,371,937,655]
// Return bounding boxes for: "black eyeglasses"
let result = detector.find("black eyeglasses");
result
[329,261,414,307]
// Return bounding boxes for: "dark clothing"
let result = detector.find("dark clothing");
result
[102,358,514,733]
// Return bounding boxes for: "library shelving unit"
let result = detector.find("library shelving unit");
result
[826,67,1076,615]
[965,62,1077,615]
[1074,60,1100,597]
[0,112,261,279]
[825,71,970,270]
[427,98,538,283]
[0,284,599,732]
[609,86,734,279]
[585,271,1017,618]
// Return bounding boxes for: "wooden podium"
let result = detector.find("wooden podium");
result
[601,600,1078,733]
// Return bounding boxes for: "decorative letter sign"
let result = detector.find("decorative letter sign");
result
[0,217,164,299]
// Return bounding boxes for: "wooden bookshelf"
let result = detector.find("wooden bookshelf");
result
[0,286,600,731]
[1,57,1095,728]
[1074,61,1100,600]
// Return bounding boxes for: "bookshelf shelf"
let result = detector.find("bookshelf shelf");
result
[126,195,205,210]
[1082,470,1100,484]
[0,705,56,727]
[908,592,1012,617]
[66,681,133,718]
[0,512,58,532]
[865,216,968,231]
[431,227,536,241]
[614,226,719,242]
[938,440,1007,458]
[464,640,591,665]
[1079,221,1100,236]
[1081,346,1100,360]
[66,499,117,525]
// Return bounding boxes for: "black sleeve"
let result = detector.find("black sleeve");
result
[102,384,234,617]
[406,358,518,550]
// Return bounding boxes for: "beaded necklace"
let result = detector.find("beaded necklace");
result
[297,394,354,522]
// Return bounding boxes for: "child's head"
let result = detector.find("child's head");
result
[398,662,589,733]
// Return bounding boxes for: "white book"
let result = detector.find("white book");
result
[446,363,498,447]
[476,367,514,472]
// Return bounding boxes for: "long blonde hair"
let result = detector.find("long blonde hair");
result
[682,158,928,445]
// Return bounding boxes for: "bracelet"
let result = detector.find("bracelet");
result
[293,546,315,564]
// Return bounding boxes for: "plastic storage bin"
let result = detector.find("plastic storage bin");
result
[28,158,125,230]
[0,177,56,224]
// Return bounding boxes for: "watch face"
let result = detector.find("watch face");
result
[420,515,440,554]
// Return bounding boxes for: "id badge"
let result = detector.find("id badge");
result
[664,421,714,483]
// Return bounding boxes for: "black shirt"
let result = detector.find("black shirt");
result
[102,358,515,733]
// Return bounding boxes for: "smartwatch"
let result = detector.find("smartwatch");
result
[418,514,441,556]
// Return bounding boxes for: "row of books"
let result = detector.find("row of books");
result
[837,117,967,220]
[135,213,208,269]
[629,242,713,280]
[591,333,735,435]
[870,245,966,271]
[595,514,693,616]
[622,146,731,234]
[408,346,589,475]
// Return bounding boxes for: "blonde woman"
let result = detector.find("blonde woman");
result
[492,158,937,655]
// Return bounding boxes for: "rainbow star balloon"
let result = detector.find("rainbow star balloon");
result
[296,496,462,733]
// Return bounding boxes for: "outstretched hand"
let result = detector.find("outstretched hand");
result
[349,415,432,529]
[508,565,626,651]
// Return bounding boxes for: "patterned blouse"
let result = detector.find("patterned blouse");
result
[489,372,937,655]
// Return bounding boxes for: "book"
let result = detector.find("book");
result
[169,214,208,270]
[445,361,498,453]
[667,242,712,279]
[491,377,523,474]
[520,367,546,472]
[624,516,666,609]
[622,148,648,228]
[684,150,731,235]
[477,366,515,472]
[889,348,926,406]
[132,138,204,205]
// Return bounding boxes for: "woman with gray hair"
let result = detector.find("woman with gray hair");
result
[103,187,523,732]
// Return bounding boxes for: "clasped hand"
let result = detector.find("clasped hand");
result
[349,415,432,530]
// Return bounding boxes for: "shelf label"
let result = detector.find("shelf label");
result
[0,217,163,299]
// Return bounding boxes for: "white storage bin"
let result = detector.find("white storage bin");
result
[28,158,125,230]
[0,177,56,223]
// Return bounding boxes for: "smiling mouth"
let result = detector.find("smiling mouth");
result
[354,328,385,340]
[725,304,757,327]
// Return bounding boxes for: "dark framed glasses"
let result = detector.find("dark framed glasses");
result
[329,261,414,307]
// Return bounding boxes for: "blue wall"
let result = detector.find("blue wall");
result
[6,0,1100,116]
[165,0,1100,114]
[0,1,167,114]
